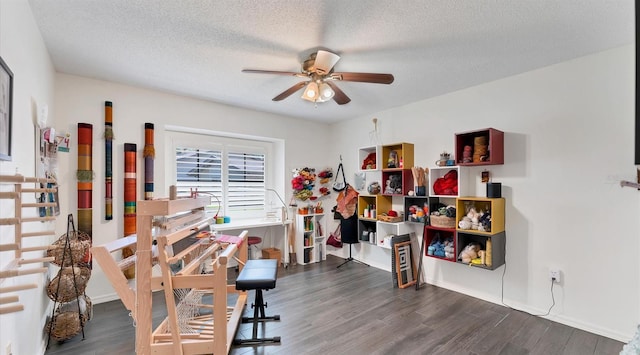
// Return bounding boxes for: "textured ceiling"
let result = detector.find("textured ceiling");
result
[28,0,634,123]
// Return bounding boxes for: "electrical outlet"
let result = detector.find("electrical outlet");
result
[549,269,561,283]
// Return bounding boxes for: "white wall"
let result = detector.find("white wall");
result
[329,45,638,342]
[0,1,57,355]
[53,74,332,303]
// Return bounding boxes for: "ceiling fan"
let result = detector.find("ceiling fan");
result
[242,50,394,105]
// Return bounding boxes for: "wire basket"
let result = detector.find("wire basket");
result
[429,215,456,229]
[45,295,92,341]
[46,266,91,303]
[47,230,91,267]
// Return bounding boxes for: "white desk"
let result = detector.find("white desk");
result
[211,218,292,266]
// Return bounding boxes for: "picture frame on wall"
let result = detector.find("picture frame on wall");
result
[0,56,13,161]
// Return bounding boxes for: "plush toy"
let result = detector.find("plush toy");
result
[458,242,480,263]
[478,211,491,232]
[466,207,480,230]
[361,152,376,170]
[459,217,472,230]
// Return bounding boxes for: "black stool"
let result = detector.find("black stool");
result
[233,259,281,346]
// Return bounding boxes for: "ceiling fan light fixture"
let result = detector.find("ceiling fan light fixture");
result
[302,82,319,101]
[317,82,335,102]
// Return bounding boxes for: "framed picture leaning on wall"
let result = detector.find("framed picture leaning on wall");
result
[0,56,13,161]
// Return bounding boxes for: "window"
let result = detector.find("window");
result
[171,130,272,220]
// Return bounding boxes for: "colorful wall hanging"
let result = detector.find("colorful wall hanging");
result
[104,101,114,220]
[123,143,137,279]
[77,122,93,267]
[143,123,154,200]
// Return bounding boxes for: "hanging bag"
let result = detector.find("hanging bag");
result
[332,162,346,192]
[327,225,342,248]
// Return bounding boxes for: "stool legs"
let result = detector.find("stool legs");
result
[234,289,281,346]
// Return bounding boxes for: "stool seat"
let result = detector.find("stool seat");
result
[247,236,262,245]
[236,259,277,291]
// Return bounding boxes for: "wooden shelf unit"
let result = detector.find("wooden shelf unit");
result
[357,194,392,245]
[358,145,380,172]
[92,196,249,354]
[0,174,57,315]
[456,231,505,270]
[424,226,457,262]
[428,166,472,198]
[454,128,504,166]
[455,197,505,235]
[381,143,414,169]
[295,213,326,264]
[455,197,506,269]
[404,196,429,223]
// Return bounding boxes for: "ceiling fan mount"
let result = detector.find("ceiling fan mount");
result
[242,50,394,105]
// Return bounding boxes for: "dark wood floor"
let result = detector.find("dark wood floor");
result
[45,255,623,355]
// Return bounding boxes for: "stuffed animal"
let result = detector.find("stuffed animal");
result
[478,211,491,232]
[459,217,472,230]
[466,207,480,230]
[458,242,480,263]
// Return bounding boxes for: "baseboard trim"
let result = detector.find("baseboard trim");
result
[425,276,633,343]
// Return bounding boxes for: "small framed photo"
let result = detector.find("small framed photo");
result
[0,56,13,161]
[481,170,490,183]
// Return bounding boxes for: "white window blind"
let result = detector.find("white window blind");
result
[227,151,265,214]
[175,146,266,219]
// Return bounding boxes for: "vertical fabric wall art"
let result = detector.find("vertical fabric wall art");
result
[77,123,93,267]
[123,143,137,279]
[104,101,114,220]
[143,123,154,200]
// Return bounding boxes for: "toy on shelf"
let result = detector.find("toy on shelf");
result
[387,150,399,168]
[384,174,402,194]
[458,205,492,233]
[458,242,480,264]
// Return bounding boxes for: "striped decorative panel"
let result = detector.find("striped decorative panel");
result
[124,143,137,236]
[104,101,114,220]
[77,122,93,267]
[143,123,154,200]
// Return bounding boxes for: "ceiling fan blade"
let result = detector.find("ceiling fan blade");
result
[242,69,307,78]
[325,81,351,105]
[331,72,394,84]
[272,81,308,101]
